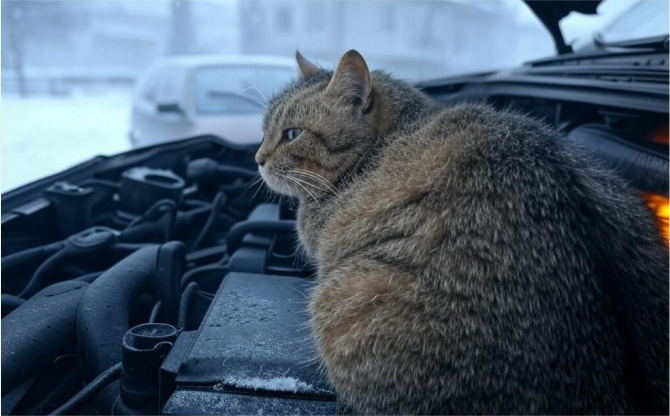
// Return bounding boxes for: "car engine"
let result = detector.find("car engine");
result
[2,80,668,415]
[2,137,340,415]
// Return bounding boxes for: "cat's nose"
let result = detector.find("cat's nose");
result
[256,154,266,167]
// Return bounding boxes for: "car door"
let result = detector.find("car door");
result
[131,65,193,147]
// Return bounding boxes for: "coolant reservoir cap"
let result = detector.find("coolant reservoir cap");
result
[123,167,185,190]
[66,226,118,252]
[119,167,185,214]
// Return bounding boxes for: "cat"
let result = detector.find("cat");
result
[255,50,669,415]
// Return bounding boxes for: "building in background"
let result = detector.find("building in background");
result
[238,0,553,81]
[1,0,238,94]
[1,0,555,93]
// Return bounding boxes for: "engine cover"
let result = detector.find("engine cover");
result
[162,272,338,415]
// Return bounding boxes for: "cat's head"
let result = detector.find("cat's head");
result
[256,50,383,199]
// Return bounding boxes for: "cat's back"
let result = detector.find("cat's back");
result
[320,103,580,265]
[316,104,633,413]
[317,103,667,414]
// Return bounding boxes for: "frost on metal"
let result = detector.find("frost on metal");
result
[215,376,314,393]
[163,389,338,415]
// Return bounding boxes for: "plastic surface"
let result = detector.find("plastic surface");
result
[118,167,185,214]
[45,181,97,235]
[163,272,336,415]
[1,280,89,396]
[115,324,178,415]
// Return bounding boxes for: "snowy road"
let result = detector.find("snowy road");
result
[1,88,133,192]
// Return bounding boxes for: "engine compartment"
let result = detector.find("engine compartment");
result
[1,86,668,414]
[2,137,336,415]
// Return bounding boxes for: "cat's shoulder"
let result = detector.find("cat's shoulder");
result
[412,103,566,165]
[429,103,556,141]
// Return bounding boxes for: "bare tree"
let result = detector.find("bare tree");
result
[2,1,84,96]
[2,1,27,96]
[166,0,195,55]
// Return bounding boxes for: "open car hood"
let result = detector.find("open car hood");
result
[525,0,601,54]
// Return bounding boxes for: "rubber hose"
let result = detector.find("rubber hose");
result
[49,363,122,416]
[1,281,89,396]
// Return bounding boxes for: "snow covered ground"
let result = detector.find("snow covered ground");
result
[1,87,133,192]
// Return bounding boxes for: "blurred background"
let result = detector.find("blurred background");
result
[1,0,664,192]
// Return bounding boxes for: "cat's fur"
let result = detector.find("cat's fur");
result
[256,50,669,415]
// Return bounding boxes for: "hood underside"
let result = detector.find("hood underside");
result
[525,0,601,54]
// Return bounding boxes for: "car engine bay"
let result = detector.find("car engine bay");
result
[2,69,669,415]
[2,137,340,415]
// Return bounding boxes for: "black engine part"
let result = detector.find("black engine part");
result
[162,272,337,415]
[2,280,89,396]
[119,167,185,215]
[1,118,666,415]
[114,323,178,415]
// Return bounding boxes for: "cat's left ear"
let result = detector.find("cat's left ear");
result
[326,50,373,111]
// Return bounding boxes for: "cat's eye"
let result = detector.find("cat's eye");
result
[283,128,302,142]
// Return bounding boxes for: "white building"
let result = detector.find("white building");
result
[1,0,239,86]
[238,0,553,81]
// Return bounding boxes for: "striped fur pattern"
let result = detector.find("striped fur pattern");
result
[255,50,669,415]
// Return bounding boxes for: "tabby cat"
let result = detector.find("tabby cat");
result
[256,50,669,415]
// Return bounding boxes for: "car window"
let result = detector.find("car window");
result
[195,65,296,114]
[139,66,187,105]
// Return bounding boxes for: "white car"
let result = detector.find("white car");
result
[130,55,297,147]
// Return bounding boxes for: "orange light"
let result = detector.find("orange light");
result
[650,126,669,145]
[642,193,669,247]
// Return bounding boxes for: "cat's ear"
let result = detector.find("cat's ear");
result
[326,50,372,110]
[296,50,319,79]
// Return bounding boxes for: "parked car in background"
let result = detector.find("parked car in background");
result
[129,55,297,147]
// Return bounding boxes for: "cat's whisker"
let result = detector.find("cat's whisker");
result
[245,174,263,191]
[292,169,337,192]
[237,92,268,109]
[288,178,320,206]
[274,173,296,197]
[291,169,338,194]
[290,171,332,191]
[240,78,269,104]
[235,82,268,108]
[288,175,329,193]
[236,85,260,98]
[249,178,266,201]
[283,175,320,205]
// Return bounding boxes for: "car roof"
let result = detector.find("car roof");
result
[154,55,297,69]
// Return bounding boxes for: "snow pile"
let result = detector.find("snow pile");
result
[217,376,314,393]
[2,88,132,192]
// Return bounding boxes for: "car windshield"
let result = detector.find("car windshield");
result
[195,65,296,114]
[561,0,669,50]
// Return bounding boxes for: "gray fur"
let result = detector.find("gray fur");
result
[256,50,669,415]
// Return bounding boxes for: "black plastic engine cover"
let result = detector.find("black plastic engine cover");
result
[162,272,337,415]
